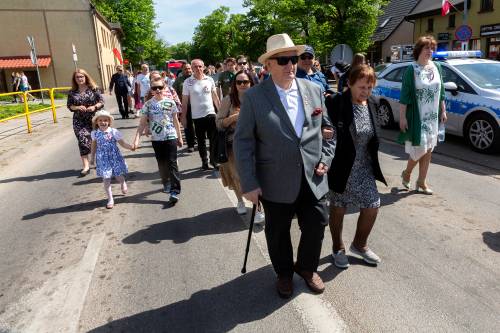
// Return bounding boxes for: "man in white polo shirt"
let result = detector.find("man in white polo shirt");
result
[181,59,221,170]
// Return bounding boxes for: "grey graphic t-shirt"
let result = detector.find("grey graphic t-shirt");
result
[140,97,179,141]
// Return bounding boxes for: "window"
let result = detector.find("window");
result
[441,66,475,94]
[383,67,404,82]
[380,17,391,28]
[448,14,455,28]
[427,18,434,32]
[480,0,494,11]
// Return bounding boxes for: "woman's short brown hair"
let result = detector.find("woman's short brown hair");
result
[348,64,377,87]
[413,36,437,60]
[71,68,98,91]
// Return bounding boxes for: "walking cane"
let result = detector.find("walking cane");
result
[241,203,257,274]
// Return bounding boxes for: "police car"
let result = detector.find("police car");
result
[372,51,500,153]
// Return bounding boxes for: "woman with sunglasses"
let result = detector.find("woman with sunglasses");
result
[134,80,183,204]
[216,70,264,222]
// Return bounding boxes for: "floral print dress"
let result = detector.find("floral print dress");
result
[67,88,104,156]
[91,128,128,179]
[331,104,380,209]
[405,62,441,161]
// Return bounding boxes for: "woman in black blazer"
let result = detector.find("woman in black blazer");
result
[325,64,387,268]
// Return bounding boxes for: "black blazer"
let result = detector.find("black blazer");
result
[325,90,387,193]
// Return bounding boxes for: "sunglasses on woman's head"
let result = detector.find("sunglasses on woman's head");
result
[151,85,164,91]
[270,56,299,66]
[238,62,247,65]
[236,80,251,85]
[300,54,314,60]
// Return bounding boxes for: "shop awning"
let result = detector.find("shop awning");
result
[0,56,52,69]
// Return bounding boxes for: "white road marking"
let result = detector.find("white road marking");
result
[0,233,105,333]
[218,176,349,333]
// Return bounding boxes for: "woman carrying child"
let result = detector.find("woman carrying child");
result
[90,110,135,209]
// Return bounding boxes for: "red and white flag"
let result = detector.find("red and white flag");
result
[441,0,451,16]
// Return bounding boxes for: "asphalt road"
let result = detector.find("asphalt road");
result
[0,99,499,332]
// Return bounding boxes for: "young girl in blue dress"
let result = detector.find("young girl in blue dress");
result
[90,110,135,209]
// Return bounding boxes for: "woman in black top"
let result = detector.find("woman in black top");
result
[67,69,104,176]
[325,65,386,268]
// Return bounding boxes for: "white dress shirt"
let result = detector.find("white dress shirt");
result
[274,79,305,138]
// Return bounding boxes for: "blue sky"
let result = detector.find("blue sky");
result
[154,0,247,45]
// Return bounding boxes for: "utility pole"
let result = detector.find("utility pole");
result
[72,43,78,70]
[27,36,44,104]
[463,0,469,50]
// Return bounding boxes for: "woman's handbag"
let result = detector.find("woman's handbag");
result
[215,129,229,164]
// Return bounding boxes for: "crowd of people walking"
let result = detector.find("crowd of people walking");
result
[68,32,446,299]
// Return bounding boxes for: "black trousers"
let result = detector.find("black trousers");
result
[151,139,181,193]
[261,175,328,277]
[184,104,196,148]
[115,91,129,118]
[192,114,216,165]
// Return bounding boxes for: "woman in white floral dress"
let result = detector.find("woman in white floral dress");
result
[398,36,447,194]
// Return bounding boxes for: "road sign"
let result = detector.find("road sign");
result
[330,44,353,65]
[455,25,473,42]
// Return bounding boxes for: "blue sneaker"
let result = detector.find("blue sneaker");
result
[169,191,179,204]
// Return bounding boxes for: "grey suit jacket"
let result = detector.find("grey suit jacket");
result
[234,78,336,204]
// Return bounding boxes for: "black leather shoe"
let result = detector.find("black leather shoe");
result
[276,275,293,299]
[79,169,90,177]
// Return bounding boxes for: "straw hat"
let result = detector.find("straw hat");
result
[92,110,114,127]
[258,33,306,64]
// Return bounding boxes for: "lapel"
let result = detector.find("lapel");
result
[261,78,298,139]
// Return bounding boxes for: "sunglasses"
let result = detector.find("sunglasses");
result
[238,62,247,65]
[151,86,164,91]
[236,80,251,85]
[270,56,299,66]
[300,54,314,60]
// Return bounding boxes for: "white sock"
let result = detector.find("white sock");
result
[103,178,113,205]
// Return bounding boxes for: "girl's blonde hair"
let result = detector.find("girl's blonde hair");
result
[71,68,98,91]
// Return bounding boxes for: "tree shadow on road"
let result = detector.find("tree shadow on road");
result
[86,265,293,333]
[482,231,500,252]
[22,189,170,220]
[123,208,247,245]
[0,169,78,184]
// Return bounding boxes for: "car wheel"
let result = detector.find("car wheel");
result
[465,113,500,154]
[377,101,395,129]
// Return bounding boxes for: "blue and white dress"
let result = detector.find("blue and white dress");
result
[91,128,128,178]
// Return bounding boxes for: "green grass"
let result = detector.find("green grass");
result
[0,104,52,120]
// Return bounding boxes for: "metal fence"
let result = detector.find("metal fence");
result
[0,87,71,133]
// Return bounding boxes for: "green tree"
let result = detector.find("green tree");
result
[92,0,168,67]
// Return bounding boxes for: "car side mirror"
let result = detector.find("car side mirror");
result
[444,81,458,96]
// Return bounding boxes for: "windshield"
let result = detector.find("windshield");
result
[454,63,500,89]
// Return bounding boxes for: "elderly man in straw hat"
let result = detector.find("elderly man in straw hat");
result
[234,33,335,298]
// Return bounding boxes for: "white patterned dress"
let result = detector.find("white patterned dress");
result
[405,61,441,161]
[331,104,380,209]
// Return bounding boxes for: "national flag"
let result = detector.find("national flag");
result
[112,48,123,64]
[441,0,451,16]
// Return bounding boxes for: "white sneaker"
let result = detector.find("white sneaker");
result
[236,201,247,215]
[254,211,265,223]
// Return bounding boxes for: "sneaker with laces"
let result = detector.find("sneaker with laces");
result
[236,201,246,215]
[332,249,350,268]
[349,244,381,265]
[254,211,265,223]
[169,192,179,204]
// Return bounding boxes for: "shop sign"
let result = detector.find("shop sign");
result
[438,33,450,40]
[480,23,500,37]
[455,25,473,41]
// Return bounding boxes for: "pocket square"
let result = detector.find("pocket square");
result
[312,107,323,116]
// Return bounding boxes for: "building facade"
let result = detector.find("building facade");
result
[0,0,123,93]
[369,0,419,64]
[407,0,499,59]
